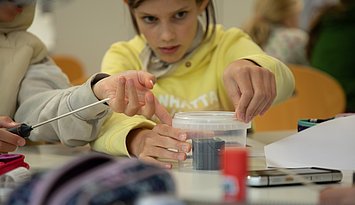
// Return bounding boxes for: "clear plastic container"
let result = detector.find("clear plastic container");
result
[172,111,251,171]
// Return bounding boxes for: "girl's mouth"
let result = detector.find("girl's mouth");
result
[159,45,180,55]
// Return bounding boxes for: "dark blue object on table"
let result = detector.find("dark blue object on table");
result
[297,118,334,132]
[192,138,225,170]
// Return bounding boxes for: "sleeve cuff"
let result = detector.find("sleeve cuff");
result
[68,74,111,120]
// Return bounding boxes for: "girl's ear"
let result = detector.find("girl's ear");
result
[198,0,209,15]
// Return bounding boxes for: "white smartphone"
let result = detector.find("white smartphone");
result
[247,167,343,187]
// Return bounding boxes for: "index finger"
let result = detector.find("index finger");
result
[0,116,18,128]
[136,71,156,89]
[234,70,254,122]
[154,99,172,125]
[153,124,186,141]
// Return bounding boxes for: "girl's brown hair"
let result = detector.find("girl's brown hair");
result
[126,0,216,40]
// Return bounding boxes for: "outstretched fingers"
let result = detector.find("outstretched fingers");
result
[109,76,127,113]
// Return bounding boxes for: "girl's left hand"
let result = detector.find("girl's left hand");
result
[223,59,276,123]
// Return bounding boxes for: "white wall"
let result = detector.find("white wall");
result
[216,0,255,29]
[47,0,255,76]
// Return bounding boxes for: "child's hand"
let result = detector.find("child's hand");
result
[126,124,191,169]
[93,71,171,125]
[0,116,26,153]
[319,187,355,205]
[223,59,276,123]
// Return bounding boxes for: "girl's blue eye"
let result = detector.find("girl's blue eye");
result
[175,11,187,20]
[142,16,158,24]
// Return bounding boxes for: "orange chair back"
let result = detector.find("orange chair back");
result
[253,64,346,131]
[52,55,87,85]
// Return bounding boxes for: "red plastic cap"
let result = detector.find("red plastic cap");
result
[222,147,248,174]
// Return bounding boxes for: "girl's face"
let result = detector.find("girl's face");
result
[133,0,208,63]
[0,3,23,22]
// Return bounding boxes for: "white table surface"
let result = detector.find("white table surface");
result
[8,130,354,205]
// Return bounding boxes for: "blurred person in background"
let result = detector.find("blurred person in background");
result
[243,0,309,65]
[300,0,338,31]
[307,0,355,112]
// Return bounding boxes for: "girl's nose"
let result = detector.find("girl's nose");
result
[160,23,176,42]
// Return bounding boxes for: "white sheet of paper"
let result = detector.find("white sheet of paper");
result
[265,115,355,170]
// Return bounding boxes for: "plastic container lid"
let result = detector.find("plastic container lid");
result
[172,111,251,131]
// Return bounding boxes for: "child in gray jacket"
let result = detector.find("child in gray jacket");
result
[0,0,171,151]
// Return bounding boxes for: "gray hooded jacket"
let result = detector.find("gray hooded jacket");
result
[0,2,111,146]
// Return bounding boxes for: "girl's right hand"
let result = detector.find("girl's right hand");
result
[0,116,26,153]
[126,124,191,169]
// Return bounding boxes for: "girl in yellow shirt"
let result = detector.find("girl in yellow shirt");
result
[92,0,295,168]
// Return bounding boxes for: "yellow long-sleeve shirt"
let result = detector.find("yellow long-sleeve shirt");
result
[91,25,295,156]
